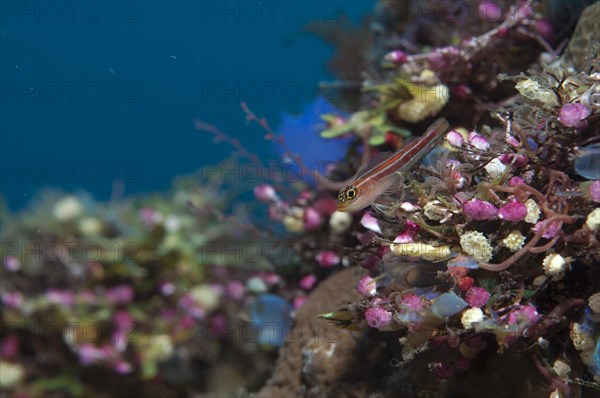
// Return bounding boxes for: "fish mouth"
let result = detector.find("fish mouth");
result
[336,203,350,212]
[335,203,348,211]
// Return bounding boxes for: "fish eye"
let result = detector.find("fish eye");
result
[346,187,357,201]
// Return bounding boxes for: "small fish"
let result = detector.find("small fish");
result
[337,118,450,212]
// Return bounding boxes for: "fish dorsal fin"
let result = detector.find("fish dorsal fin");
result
[355,151,393,179]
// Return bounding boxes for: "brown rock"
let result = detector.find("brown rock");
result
[256,266,366,398]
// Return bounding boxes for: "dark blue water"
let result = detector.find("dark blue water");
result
[0,1,374,210]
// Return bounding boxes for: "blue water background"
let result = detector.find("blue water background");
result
[1,1,374,210]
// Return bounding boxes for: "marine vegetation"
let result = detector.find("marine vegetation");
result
[1,1,599,398]
[0,174,300,397]
[253,1,600,397]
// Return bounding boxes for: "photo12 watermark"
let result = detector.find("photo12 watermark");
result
[198,319,342,344]
[199,80,346,105]
[1,1,140,24]
[1,81,140,104]
[198,160,336,185]
[198,240,301,265]
[198,1,341,24]
[2,321,137,345]
[399,1,504,24]
[1,161,140,184]
[1,240,139,265]
[1,319,343,345]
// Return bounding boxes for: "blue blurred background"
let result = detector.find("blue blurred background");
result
[0,1,374,210]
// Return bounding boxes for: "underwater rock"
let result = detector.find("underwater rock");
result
[560,1,600,71]
[255,266,363,398]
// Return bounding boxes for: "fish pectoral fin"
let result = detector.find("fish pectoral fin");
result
[379,176,406,198]
[370,199,399,222]
[370,202,391,216]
